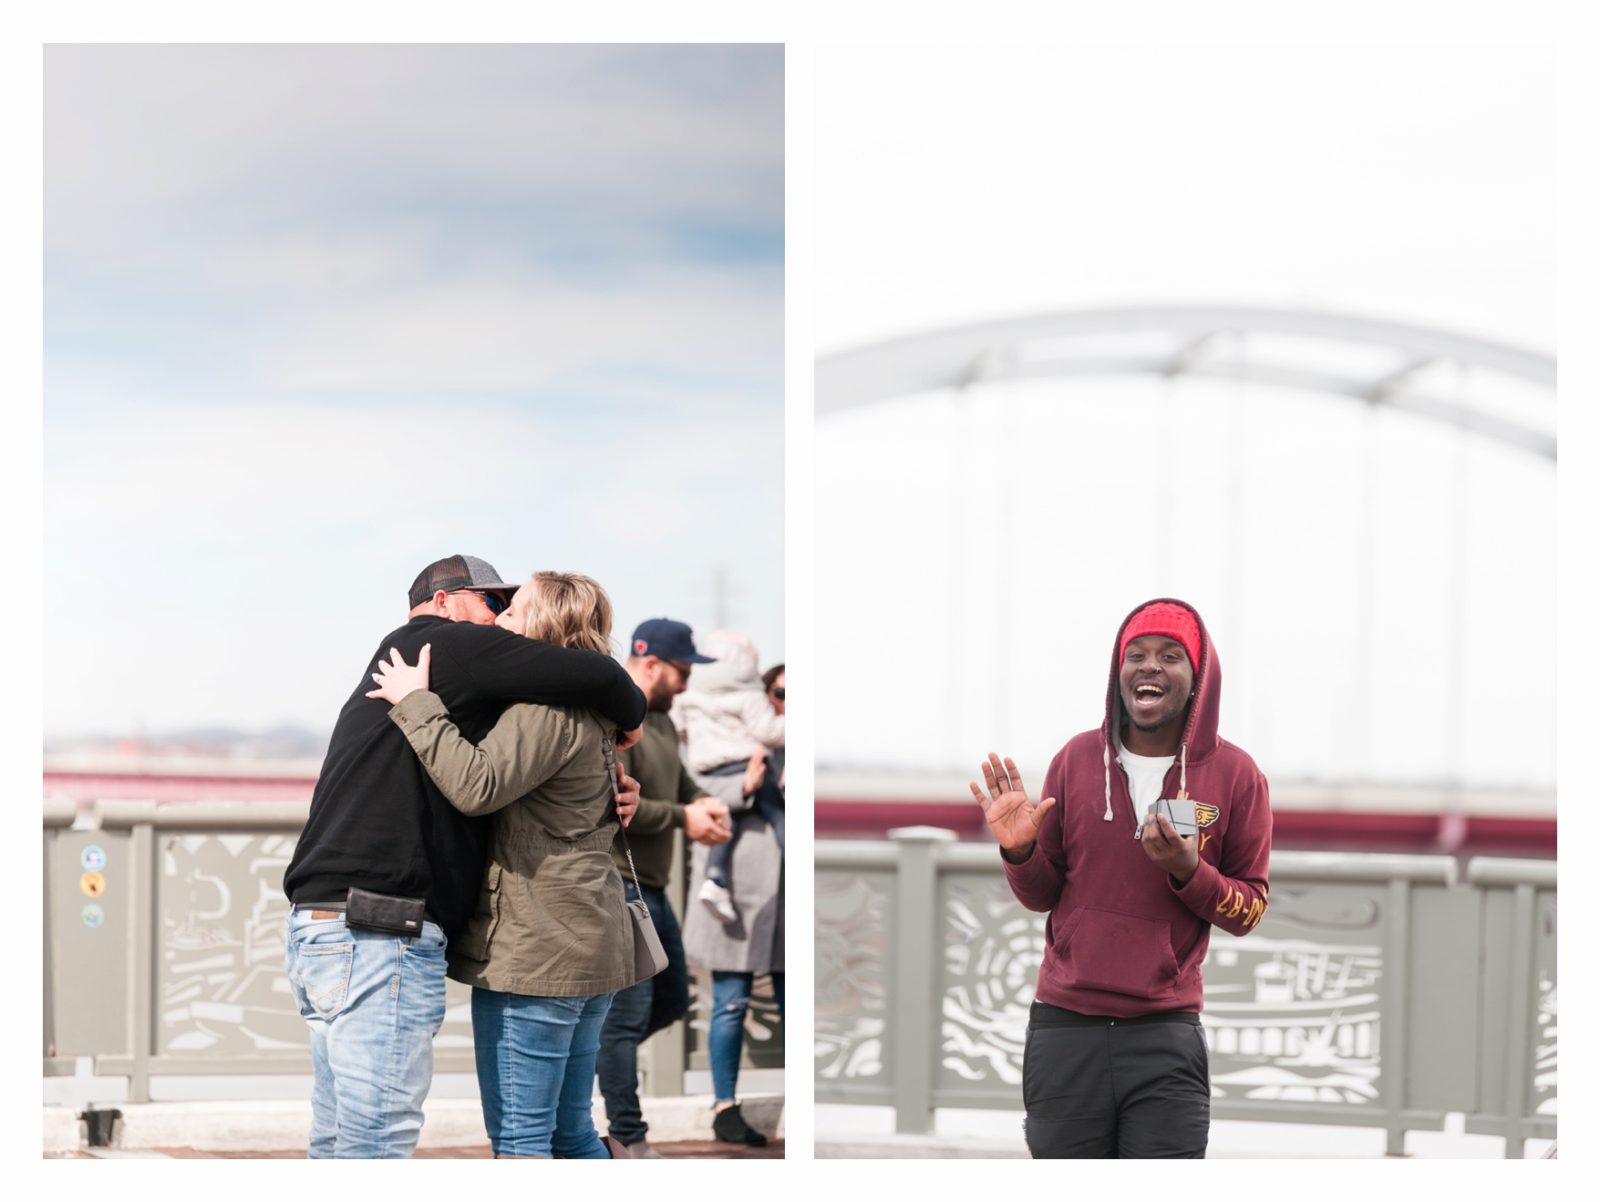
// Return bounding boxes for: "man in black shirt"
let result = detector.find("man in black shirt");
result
[282,554,648,1158]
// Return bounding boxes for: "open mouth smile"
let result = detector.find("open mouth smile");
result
[1130,682,1167,711]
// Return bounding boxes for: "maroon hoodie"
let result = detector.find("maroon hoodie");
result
[1002,598,1271,1017]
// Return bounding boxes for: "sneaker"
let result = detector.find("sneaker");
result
[711,1103,768,1146]
[698,879,738,925]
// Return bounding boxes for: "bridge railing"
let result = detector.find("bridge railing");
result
[815,827,1555,1157]
[42,801,780,1102]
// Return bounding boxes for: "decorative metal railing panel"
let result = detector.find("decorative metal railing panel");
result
[937,869,1038,1095]
[816,867,895,1095]
[44,801,780,1099]
[1202,881,1387,1109]
[816,829,1555,1157]
[1530,890,1556,1120]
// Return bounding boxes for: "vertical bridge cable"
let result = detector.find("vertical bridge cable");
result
[1441,360,1472,847]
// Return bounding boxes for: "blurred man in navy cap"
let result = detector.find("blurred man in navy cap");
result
[595,618,734,1157]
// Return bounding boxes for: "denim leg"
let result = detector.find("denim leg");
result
[551,993,614,1160]
[705,836,734,887]
[285,912,447,1159]
[710,970,754,1104]
[304,1026,339,1158]
[474,989,604,1158]
[284,914,340,1158]
[755,786,785,852]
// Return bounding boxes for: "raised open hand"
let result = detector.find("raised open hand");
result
[365,644,431,706]
[969,753,1057,856]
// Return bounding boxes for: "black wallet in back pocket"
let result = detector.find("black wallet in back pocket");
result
[344,887,427,936]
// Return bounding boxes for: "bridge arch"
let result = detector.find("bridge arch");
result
[815,306,1555,795]
[819,305,1553,459]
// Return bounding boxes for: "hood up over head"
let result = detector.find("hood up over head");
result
[1098,597,1221,823]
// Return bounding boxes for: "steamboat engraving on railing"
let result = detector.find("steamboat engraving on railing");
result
[1200,937,1383,1105]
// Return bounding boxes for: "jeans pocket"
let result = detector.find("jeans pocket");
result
[294,942,354,1019]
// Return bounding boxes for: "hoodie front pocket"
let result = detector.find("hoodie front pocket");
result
[1056,907,1179,999]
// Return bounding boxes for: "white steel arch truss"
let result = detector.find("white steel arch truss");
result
[817,306,1555,459]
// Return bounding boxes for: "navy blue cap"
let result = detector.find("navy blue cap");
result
[628,618,715,664]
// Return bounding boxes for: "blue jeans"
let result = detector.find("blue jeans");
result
[471,988,614,1158]
[596,882,688,1143]
[284,910,448,1158]
[710,970,786,1104]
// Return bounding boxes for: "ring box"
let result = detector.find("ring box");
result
[1146,797,1198,836]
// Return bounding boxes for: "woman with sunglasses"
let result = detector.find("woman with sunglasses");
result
[675,634,787,1146]
[366,571,639,1159]
[762,664,785,716]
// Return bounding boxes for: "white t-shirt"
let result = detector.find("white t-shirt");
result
[1116,737,1175,819]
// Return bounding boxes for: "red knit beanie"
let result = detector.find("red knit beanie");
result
[1120,602,1201,673]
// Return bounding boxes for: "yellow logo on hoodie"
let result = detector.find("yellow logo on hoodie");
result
[1194,803,1220,828]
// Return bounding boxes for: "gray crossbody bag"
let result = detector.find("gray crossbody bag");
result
[606,738,668,980]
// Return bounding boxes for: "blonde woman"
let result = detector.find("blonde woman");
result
[367,571,639,1159]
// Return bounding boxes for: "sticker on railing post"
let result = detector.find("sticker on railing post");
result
[82,904,105,929]
[80,845,106,872]
[80,871,106,898]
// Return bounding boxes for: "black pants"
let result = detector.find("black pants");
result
[1022,1002,1210,1158]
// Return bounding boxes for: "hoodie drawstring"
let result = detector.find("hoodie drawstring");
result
[1102,741,1113,822]
[1105,736,1192,827]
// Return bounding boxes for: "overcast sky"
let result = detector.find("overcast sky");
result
[44,44,783,739]
[815,41,1556,790]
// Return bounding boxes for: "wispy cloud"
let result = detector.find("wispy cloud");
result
[44,44,784,737]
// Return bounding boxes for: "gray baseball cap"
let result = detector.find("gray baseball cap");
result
[408,554,517,608]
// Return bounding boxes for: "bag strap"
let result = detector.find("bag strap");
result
[603,735,646,896]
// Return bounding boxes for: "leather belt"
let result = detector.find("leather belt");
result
[294,902,347,920]
[293,900,439,926]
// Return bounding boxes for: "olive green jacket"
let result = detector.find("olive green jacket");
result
[390,690,637,997]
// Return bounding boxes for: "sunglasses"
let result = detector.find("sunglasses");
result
[456,589,507,616]
[771,687,786,701]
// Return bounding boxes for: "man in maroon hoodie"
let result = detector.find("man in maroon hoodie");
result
[970,598,1270,1158]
